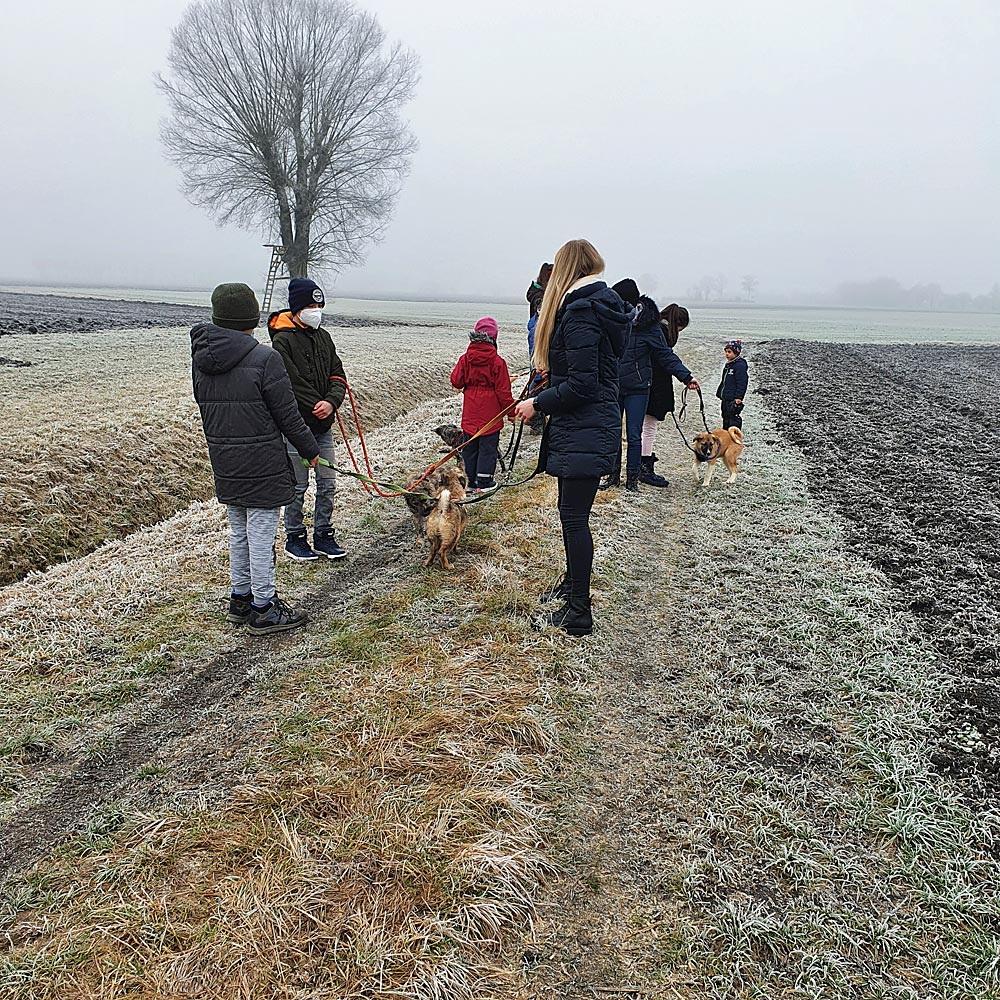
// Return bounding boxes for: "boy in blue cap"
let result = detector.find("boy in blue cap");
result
[267,278,348,561]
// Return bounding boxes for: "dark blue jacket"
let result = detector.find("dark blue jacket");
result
[717,357,749,401]
[618,295,693,396]
[533,281,630,478]
[191,322,319,509]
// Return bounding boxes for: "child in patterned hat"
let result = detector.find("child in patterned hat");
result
[716,340,748,430]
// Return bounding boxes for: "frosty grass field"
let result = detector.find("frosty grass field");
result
[1,288,1000,999]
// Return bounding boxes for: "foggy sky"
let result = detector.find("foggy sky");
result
[1,0,997,301]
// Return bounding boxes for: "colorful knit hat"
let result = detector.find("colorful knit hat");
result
[724,339,743,355]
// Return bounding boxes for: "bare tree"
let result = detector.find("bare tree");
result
[714,273,728,301]
[156,0,418,278]
[741,274,759,302]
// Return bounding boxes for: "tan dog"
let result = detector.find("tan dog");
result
[692,427,744,487]
[423,466,469,570]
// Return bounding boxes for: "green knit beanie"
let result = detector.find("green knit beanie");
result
[211,282,261,331]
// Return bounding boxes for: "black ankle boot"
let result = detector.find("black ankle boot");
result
[549,598,593,637]
[598,472,620,491]
[625,471,640,493]
[638,455,669,488]
[540,575,572,604]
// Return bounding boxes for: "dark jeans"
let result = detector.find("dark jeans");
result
[620,392,650,476]
[462,431,500,488]
[721,399,744,430]
[558,476,600,602]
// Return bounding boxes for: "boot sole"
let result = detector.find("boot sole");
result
[284,551,319,562]
[248,619,307,635]
[226,613,251,624]
[315,551,347,560]
[560,625,593,637]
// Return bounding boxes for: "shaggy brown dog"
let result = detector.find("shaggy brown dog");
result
[692,427,744,487]
[423,466,468,570]
[404,465,466,543]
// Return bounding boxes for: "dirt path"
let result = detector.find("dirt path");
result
[0,518,417,886]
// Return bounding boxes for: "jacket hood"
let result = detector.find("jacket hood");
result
[634,294,662,331]
[466,339,499,361]
[267,309,301,341]
[564,282,631,359]
[190,321,259,375]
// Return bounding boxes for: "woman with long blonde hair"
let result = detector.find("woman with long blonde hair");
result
[513,239,630,637]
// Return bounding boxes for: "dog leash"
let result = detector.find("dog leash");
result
[670,385,722,461]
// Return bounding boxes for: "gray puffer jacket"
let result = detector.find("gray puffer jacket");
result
[191,322,319,509]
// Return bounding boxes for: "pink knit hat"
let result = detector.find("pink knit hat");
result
[474,316,499,340]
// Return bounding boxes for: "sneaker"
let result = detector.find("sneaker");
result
[248,596,307,635]
[285,534,319,561]
[313,530,347,560]
[227,592,253,624]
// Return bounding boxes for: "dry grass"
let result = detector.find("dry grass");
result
[0,448,569,998]
[0,323,469,586]
[5,335,997,998]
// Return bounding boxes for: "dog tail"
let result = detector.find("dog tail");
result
[436,488,451,513]
[730,428,744,444]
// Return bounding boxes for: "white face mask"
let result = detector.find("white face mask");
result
[299,308,323,329]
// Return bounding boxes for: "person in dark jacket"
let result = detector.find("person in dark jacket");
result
[606,280,698,492]
[450,317,516,491]
[267,278,348,562]
[641,303,690,487]
[513,239,630,638]
[191,282,319,636]
[525,263,551,437]
[526,262,553,320]
[717,339,749,429]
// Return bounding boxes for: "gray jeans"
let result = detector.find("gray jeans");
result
[227,506,281,602]
[284,429,337,536]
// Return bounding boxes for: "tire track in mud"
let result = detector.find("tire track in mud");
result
[0,518,415,887]
[755,340,1000,803]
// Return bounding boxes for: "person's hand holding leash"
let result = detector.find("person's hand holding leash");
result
[688,378,700,391]
[313,400,333,419]
[514,398,537,421]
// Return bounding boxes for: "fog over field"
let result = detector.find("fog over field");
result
[1,0,997,300]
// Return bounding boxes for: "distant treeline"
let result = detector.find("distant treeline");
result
[832,277,1000,313]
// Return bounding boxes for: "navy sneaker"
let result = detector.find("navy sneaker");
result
[248,596,307,635]
[227,591,253,624]
[285,534,319,561]
[313,530,347,560]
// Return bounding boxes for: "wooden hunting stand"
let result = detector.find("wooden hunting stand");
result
[260,244,289,322]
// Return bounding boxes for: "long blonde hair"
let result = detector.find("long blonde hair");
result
[532,239,605,372]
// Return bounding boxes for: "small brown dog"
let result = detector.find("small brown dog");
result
[692,427,744,487]
[423,466,468,570]
[404,465,465,543]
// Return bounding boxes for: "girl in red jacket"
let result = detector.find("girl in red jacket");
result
[450,317,515,491]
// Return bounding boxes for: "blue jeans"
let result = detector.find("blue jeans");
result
[284,429,337,536]
[619,392,650,477]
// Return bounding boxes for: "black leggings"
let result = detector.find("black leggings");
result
[721,399,744,429]
[557,476,600,602]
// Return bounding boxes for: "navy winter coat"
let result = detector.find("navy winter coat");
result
[191,322,319,509]
[618,295,693,396]
[717,357,749,401]
[532,281,630,478]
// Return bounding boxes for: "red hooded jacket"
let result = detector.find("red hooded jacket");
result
[450,340,515,435]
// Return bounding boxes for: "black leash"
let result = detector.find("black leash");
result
[671,385,721,461]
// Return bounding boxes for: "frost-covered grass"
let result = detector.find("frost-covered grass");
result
[0,322,471,585]
[3,338,998,998]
